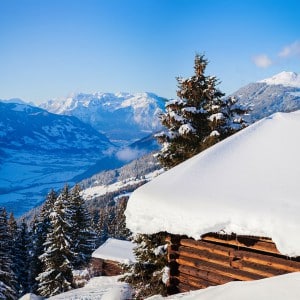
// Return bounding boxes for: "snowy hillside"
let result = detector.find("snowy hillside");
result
[80,152,163,201]
[0,102,111,150]
[40,92,167,145]
[149,272,300,300]
[21,271,300,300]
[259,71,300,87]
[230,71,300,122]
[0,102,113,216]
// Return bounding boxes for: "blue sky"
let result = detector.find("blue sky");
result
[0,0,300,104]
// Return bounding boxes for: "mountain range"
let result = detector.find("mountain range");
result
[230,71,300,122]
[0,102,111,151]
[1,71,300,216]
[40,92,167,145]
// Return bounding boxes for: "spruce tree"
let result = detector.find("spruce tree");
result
[113,197,131,240]
[68,184,97,268]
[29,190,57,293]
[37,193,73,297]
[122,232,168,299]
[14,220,30,297]
[0,207,17,300]
[96,207,109,244]
[156,53,247,169]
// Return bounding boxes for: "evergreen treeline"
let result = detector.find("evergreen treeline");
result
[0,183,132,299]
[0,185,96,298]
[80,151,160,189]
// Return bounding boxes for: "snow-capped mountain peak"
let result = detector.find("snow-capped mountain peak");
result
[259,71,300,88]
[40,92,167,145]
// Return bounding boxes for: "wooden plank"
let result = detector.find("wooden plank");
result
[201,235,280,255]
[176,256,264,281]
[178,247,281,278]
[177,283,197,293]
[177,240,300,273]
[178,264,233,285]
[175,273,212,289]
[181,240,300,272]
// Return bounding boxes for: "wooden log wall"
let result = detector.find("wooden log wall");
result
[89,258,123,277]
[167,233,300,294]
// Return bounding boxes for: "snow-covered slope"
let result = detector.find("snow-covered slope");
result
[0,102,113,216]
[259,71,300,87]
[0,102,111,150]
[22,272,300,300]
[40,92,167,145]
[230,71,300,122]
[126,111,300,257]
[148,272,300,300]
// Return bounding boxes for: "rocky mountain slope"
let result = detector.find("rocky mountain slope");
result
[230,71,300,122]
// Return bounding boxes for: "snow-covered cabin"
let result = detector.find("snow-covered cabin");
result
[125,111,300,293]
[90,238,136,276]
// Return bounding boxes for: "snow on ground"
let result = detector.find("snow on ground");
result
[81,169,164,201]
[19,293,43,300]
[126,111,300,257]
[92,238,137,264]
[147,272,300,300]
[21,272,300,300]
[47,276,132,300]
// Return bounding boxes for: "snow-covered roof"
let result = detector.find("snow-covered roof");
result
[126,111,300,257]
[92,238,137,264]
[47,276,132,300]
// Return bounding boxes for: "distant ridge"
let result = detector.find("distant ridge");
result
[40,92,167,145]
[230,71,300,122]
[259,71,300,88]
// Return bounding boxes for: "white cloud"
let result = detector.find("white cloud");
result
[252,54,273,68]
[115,147,146,162]
[278,41,300,58]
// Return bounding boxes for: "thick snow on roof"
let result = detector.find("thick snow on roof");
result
[126,111,300,257]
[148,272,300,300]
[92,238,137,264]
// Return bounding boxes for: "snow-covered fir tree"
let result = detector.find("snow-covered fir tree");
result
[68,184,97,268]
[122,232,168,299]
[14,220,30,297]
[96,207,109,244]
[37,190,73,297]
[29,190,57,293]
[0,207,17,300]
[156,54,248,169]
[112,197,131,240]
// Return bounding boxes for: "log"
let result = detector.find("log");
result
[175,273,212,289]
[178,264,233,285]
[178,246,279,277]
[200,234,280,255]
[178,240,300,272]
[177,283,197,293]
[176,256,264,281]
